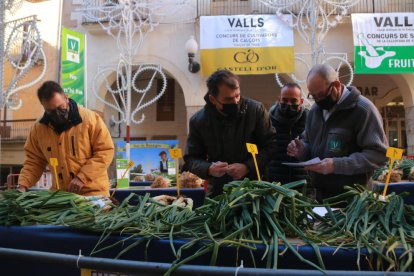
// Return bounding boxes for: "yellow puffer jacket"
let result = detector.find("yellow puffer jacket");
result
[18,106,114,196]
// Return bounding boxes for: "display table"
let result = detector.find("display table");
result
[373,182,414,205]
[110,187,205,208]
[129,181,152,187]
[0,225,409,275]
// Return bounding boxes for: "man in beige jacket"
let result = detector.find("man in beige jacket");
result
[18,81,114,196]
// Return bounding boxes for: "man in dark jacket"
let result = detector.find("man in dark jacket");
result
[287,64,388,202]
[267,83,308,185]
[184,70,277,197]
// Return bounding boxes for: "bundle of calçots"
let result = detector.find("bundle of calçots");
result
[87,193,204,258]
[164,179,325,275]
[373,157,414,182]
[313,185,414,272]
[0,189,113,226]
[1,179,414,274]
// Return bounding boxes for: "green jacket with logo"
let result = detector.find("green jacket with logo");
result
[300,86,388,201]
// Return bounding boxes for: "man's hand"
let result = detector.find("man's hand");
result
[305,158,334,175]
[226,163,249,180]
[287,137,305,158]
[208,161,229,178]
[67,177,85,194]
[17,185,27,193]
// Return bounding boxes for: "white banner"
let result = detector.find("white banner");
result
[200,14,293,49]
[200,14,294,75]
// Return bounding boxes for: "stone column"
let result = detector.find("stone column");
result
[405,106,414,155]
[185,105,204,134]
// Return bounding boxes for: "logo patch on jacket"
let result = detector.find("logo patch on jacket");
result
[329,139,342,153]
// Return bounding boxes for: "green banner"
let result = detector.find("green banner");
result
[354,46,414,74]
[116,159,129,189]
[61,27,85,106]
[352,13,414,74]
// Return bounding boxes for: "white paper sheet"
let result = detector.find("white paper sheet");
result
[282,157,321,167]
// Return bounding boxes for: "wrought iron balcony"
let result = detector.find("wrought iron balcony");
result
[197,0,414,16]
[0,119,36,143]
[80,0,414,24]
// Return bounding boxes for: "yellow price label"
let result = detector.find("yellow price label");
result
[50,158,58,167]
[246,143,260,181]
[127,160,134,169]
[169,148,182,159]
[49,158,60,190]
[246,143,258,155]
[382,147,404,197]
[168,148,182,196]
[386,147,403,160]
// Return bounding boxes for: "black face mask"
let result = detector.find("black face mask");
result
[48,108,70,126]
[315,94,336,110]
[221,103,240,118]
[315,84,338,110]
[279,103,300,117]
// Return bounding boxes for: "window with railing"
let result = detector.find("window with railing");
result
[0,119,36,142]
[197,0,414,17]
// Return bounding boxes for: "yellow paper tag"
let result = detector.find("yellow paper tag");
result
[50,158,58,167]
[246,143,261,181]
[127,160,134,168]
[382,147,404,197]
[246,143,258,155]
[386,147,403,160]
[50,158,60,190]
[169,148,182,159]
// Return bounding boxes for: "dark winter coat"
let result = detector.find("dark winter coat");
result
[184,94,277,197]
[266,104,309,184]
[300,86,388,201]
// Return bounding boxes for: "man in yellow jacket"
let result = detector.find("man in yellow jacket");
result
[17,81,114,196]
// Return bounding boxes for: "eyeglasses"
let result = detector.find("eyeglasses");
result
[307,82,334,101]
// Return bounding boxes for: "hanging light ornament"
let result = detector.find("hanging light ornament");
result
[260,0,358,103]
[79,0,194,160]
[0,1,47,111]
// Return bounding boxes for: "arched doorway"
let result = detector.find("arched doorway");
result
[352,74,408,151]
[101,69,188,150]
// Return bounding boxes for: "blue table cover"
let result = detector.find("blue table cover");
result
[129,181,152,187]
[0,225,409,275]
[373,182,414,205]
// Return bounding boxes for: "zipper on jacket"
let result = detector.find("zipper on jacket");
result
[71,136,76,157]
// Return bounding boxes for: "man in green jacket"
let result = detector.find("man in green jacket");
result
[288,64,388,201]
